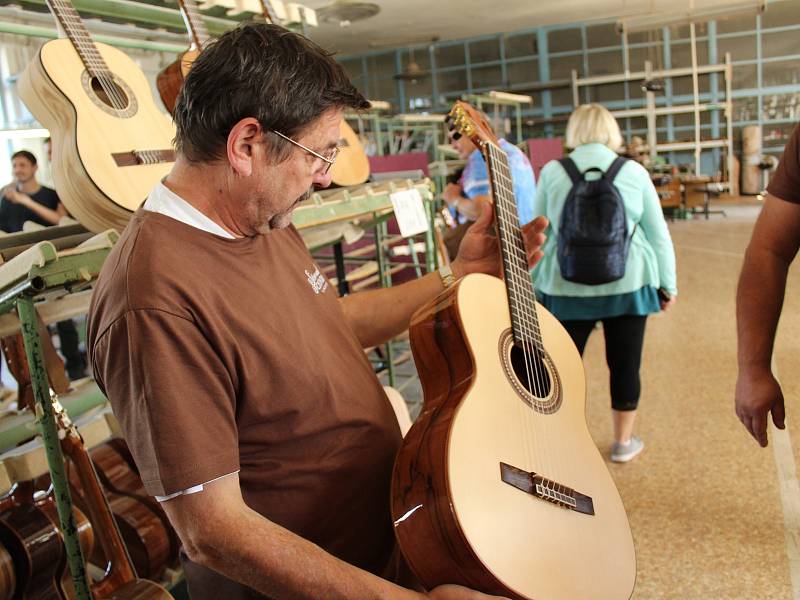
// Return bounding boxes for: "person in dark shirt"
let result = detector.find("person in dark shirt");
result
[1,150,66,231]
[1,150,85,380]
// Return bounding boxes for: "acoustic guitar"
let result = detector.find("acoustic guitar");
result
[156,0,210,114]
[52,401,173,599]
[259,0,370,187]
[0,482,65,600]
[17,0,176,234]
[0,541,13,600]
[391,101,636,600]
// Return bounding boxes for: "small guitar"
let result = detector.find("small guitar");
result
[52,399,173,599]
[156,0,211,114]
[260,0,370,187]
[391,102,636,599]
[18,0,176,233]
[0,540,12,600]
[0,482,66,600]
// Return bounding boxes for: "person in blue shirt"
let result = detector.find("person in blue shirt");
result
[442,122,536,258]
[532,103,677,463]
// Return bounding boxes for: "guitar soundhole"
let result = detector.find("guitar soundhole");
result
[90,76,129,110]
[498,329,563,414]
[81,70,138,118]
[510,342,552,398]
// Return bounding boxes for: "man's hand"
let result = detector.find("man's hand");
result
[443,183,462,207]
[451,201,548,279]
[735,367,786,447]
[428,584,510,599]
[2,186,29,206]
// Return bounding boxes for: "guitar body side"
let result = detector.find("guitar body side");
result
[392,274,636,600]
[156,50,199,114]
[329,120,370,187]
[17,39,175,233]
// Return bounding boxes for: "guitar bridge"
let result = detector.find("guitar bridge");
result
[500,462,594,515]
[112,149,175,167]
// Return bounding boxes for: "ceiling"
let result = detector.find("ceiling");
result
[297,0,768,54]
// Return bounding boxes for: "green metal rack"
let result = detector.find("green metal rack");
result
[0,237,115,600]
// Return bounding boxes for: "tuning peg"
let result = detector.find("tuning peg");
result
[452,132,462,140]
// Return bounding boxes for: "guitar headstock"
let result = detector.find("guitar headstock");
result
[447,100,499,149]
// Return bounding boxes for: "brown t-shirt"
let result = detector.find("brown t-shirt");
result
[87,210,403,596]
[767,123,800,203]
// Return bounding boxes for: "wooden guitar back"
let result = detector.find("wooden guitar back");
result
[330,120,370,187]
[156,50,200,114]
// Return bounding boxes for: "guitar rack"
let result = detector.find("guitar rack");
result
[0,229,116,600]
[297,179,438,389]
[0,178,437,598]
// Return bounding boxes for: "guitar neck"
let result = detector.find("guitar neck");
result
[261,0,282,25]
[177,0,211,49]
[482,142,544,351]
[45,0,110,76]
[60,421,138,589]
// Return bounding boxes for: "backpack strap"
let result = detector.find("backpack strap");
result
[558,157,582,184]
[604,156,629,181]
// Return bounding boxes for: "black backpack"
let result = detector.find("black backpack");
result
[557,156,633,285]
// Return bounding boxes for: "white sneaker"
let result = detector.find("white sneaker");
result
[610,436,644,463]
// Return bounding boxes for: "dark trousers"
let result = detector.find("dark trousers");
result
[55,319,86,380]
[561,314,648,411]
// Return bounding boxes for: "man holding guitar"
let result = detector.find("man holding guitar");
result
[88,23,547,600]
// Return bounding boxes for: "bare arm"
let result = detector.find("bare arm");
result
[341,204,548,348]
[161,474,505,600]
[735,195,800,446]
[2,186,66,225]
[442,183,490,222]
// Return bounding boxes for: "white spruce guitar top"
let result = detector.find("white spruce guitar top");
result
[17,0,176,233]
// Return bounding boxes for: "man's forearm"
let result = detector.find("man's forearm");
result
[736,246,789,372]
[184,501,418,600]
[340,270,446,348]
[22,198,61,225]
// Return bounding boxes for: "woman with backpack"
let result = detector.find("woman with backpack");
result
[532,103,678,463]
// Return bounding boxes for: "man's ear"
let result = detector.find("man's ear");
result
[227,117,263,177]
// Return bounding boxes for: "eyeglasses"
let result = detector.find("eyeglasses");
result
[272,130,339,175]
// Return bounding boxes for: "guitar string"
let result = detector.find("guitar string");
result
[488,142,548,476]
[182,1,210,47]
[489,142,561,481]
[485,142,535,473]
[51,0,123,107]
[495,153,563,482]
[51,0,129,112]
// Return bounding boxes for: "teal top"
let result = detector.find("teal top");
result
[531,143,678,301]
[537,287,661,321]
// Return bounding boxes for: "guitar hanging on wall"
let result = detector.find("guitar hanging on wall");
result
[391,101,637,600]
[17,0,176,234]
[156,0,211,114]
[260,0,371,187]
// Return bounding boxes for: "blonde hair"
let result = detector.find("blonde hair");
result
[565,103,624,151]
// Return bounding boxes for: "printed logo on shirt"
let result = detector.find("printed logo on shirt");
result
[305,267,329,295]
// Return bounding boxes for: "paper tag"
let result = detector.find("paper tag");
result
[390,188,429,238]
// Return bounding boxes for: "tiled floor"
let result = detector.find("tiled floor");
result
[387,197,800,599]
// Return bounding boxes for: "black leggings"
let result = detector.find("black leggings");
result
[561,315,648,412]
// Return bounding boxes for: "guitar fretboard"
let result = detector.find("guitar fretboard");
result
[261,0,281,24]
[46,0,111,77]
[178,0,210,49]
[484,142,544,353]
